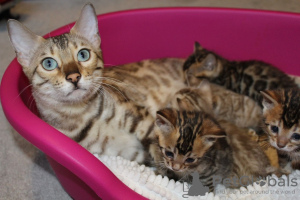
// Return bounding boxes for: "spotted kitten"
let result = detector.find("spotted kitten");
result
[150,108,271,191]
[261,88,300,170]
[8,4,187,163]
[183,42,297,105]
[170,79,262,130]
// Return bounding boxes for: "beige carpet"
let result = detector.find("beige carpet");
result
[1,0,300,199]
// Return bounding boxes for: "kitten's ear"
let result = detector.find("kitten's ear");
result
[197,79,211,92]
[70,3,100,49]
[204,132,226,143]
[156,109,177,134]
[194,41,203,52]
[177,98,194,111]
[260,90,280,110]
[197,79,213,105]
[202,53,217,71]
[7,19,45,68]
[185,72,202,87]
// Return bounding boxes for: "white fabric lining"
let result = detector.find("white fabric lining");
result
[94,154,300,200]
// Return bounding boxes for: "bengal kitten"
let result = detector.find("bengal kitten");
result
[7,4,186,163]
[183,42,297,106]
[171,81,281,170]
[150,108,271,191]
[261,88,300,170]
[170,79,262,130]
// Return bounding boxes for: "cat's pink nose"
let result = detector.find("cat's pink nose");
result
[66,73,81,83]
[172,163,181,171]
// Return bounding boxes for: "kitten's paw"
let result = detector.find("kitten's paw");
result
[283,162,293,173]
[247,128,259,142]
[266,166,291,177]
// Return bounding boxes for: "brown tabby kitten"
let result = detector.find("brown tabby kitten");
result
[172,81,281,170]
[261,88,300,170]
[151,108,271,191]
[8,4,187,163]
[170,79,262,130]
[183,42,297,106]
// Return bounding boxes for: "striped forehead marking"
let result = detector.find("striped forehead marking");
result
[51,34,69,49]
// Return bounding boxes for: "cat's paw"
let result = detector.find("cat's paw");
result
[247,128,259,142]
[266,166,291,177]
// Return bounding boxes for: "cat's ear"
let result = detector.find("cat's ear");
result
[70,3,100,49]
[194,41,203,52]
[260,90,280,110]
[7,19,45,68]
[197,79,211,92]
[197,79,213,105]
[203,132,226,143]
[185,73,202,87]
[156,109,177,134]
[176,97,195,111]
[202,53,217,71]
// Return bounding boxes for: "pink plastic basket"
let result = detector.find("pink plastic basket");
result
[1,8,300,200]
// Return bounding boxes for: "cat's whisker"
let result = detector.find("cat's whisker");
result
[95,76,139,93]
[28,91,41,111]
[101,87,116,104]
[27,95,35,110]
[95,76,123,84]
[101,83,129,101]
[14,84,33,102]
[101,86,120,105]
[89,82,115,104]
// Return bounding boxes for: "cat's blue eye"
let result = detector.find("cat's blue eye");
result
[42,58,58,71]
[291,133,300,141]
[270,126,279,133]
[164,150,174,159]
[77,49,90,62]
[185,158,195,163]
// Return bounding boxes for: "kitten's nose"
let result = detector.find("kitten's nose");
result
[172,163,181,171]
[277,142,287,149]
[277,137,287,149]
[66,73,81,83]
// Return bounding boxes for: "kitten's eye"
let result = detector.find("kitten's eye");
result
[164,150,174,159]
[185,158,195,163]
[42,58,58,71]
[291,133,300,141]
[77,49,90,62]
[270,126,279,133]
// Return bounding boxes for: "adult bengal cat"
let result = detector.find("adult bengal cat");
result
[7,3,186,163]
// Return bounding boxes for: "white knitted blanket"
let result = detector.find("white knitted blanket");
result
[94,154,300,200]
